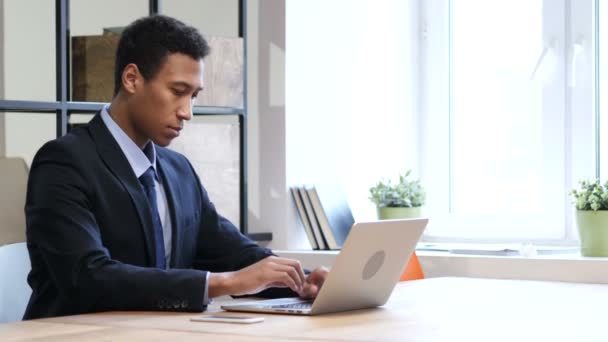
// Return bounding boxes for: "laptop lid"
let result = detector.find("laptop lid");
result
[221,218,428,315]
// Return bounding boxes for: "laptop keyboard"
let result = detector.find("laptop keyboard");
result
[271,302,313,310]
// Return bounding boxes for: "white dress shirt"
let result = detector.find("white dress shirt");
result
[100,105,210,305]
[100,105,173,265]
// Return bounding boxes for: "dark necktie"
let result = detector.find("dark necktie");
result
[139,167,166,269]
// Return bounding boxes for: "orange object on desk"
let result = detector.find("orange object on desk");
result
[400,252,424,281]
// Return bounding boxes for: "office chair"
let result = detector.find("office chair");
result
[400,252,424,281]
[0,157,28,246]
[0,242,32,323]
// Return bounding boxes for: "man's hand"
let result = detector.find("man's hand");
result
[299,266,329,299]
[208,256,306,298]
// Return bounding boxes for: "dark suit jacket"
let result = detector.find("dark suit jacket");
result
[23,114,277,319]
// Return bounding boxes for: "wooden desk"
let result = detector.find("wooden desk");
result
[2,277,607,341]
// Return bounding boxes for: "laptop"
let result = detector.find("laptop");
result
[221,218,428,316]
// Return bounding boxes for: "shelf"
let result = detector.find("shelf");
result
[192,106,244,115]
[64,102,106,112]
[0,100,60,113]
[0,99,245,116]
[245,232,273,242]
[0,0,265,241]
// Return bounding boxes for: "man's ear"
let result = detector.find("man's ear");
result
[121,63,141,94]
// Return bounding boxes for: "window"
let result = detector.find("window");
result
[285,0,603,248]
[421,0,596,244]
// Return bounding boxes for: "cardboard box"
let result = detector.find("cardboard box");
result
[194,35,243,108]
[71,32,119,102]
[71,33,243,107]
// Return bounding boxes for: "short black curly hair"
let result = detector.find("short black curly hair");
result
[113,15,210,96]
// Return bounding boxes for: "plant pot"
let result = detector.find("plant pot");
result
[576,210,608,257]
[377,207,421,220]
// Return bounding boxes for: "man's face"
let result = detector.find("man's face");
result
[127,53,204,147]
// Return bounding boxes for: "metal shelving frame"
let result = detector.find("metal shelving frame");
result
[0,0,271,242]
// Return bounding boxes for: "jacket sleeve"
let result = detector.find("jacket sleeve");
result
[189,158,273,272]
[186,160,302,299]
[26,141,207,314]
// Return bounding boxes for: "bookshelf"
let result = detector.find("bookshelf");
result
[0,0,270,241]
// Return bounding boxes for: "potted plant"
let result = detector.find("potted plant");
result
[369,170,426,220]
[569,180,608,257]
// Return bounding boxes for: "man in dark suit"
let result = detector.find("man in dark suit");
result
[23,15,327,319]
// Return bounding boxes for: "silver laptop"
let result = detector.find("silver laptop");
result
[221,218,428,316]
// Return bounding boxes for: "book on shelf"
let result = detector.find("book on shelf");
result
[290,187,319,249]
[305,184,354,250]
[298,187,328,250]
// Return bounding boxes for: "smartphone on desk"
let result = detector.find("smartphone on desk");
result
[191,315,264,324]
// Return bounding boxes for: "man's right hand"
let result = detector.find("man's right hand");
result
[208,256,306,298]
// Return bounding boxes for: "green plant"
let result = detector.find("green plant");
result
[569,180,608,211]
[369,170,426,208]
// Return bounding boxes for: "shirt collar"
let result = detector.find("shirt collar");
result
[100,104,157,179]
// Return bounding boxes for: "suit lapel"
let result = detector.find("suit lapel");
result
[87,114,156,266]
[156,154,182,268]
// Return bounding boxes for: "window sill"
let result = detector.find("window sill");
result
[275,247,608,284]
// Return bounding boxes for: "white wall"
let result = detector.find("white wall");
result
[163,0,238,37]
[71,0,148,35]
[245,0,289,248]
[1,0,56,166]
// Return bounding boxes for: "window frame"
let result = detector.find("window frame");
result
[419,0,597,245]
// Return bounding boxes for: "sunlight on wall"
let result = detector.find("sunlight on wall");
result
[286,0,420,223]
